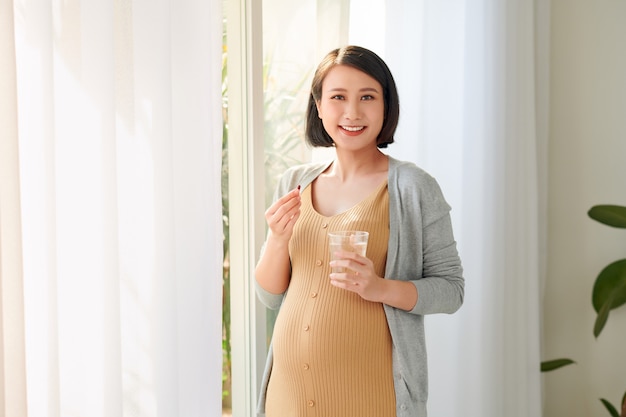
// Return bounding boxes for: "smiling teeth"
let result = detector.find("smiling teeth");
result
[342,126,364,132]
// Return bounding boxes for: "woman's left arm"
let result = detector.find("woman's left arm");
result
[329,252,418,310]
[410,210,464,315]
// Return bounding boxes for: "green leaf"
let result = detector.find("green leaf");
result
[592,259,626,313]
[600,398,620,417]
[588,205,626,228]
[594,294,614,338]
[540,358,576,372]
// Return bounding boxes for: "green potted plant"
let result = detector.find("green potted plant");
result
[541,204,626,416]
[600,393,626,417]
[588,204,626,417]
[587,205,626,338]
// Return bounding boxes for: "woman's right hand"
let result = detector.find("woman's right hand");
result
[265,186,301,242]
[256,186,301,295]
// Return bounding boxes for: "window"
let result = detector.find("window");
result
[223,1,385,415]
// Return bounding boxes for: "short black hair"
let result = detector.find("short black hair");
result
[305,45,400,148]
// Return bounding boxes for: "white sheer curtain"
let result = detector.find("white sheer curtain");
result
[1,0,223,416]
[352,0,548,415]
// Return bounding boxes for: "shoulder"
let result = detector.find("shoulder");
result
[387,156,450,213]
[283,161,329,179]
[388,156,439,190]
[275,160,331,195]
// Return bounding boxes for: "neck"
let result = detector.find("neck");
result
[330,149,388,181]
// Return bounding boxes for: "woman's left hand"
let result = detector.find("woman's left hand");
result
[329,251,387,302]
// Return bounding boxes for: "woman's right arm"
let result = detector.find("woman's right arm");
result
[255,187,301,295]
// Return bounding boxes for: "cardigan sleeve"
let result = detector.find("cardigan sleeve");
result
[388,160,464,315]
[410,207,464,315]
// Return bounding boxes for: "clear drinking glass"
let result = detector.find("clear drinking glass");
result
[328,231,369,273]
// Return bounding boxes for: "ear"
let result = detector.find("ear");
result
[315,100,322,119]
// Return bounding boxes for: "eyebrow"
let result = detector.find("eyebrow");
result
[326,87,380,94]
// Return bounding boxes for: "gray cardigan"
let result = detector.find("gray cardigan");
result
[255,156,464,417]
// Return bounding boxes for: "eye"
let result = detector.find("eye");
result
[330,95,345,100]
[361,95,374,101]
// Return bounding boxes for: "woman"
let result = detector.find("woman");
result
[255,45,464,417]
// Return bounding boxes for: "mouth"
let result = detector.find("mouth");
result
[341,125,365,132]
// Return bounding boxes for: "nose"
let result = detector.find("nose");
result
[344,100,362,120]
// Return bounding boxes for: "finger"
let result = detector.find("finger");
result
[267,193,301,223]
[329,271,355,284]
[334,250,366,263]
[267,187,301,214]
[329,274,360,292]
[330,258,366,276]
[285,209,301,228]
[272,206,301,230]
[268,189,300,213]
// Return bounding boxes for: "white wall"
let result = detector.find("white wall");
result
[545,1,626,416]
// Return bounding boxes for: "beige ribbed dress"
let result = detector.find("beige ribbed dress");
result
[265,181,395,417]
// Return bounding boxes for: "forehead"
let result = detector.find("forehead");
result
[322,65,381,90]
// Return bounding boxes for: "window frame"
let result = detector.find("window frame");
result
[226,0,267,416]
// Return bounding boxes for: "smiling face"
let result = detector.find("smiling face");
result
[315,65,385,151]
